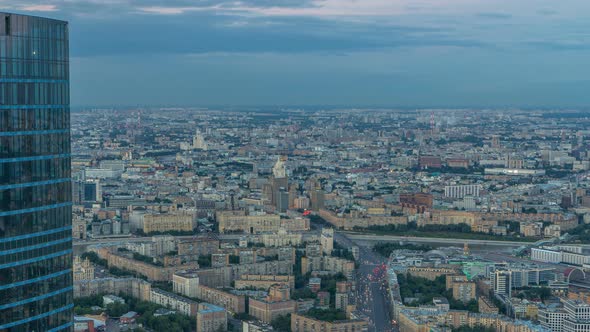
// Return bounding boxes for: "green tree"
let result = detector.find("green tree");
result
[271,314,291,331]
[305,308,346,322]
[198,255,212,267]
[106,302,130,317]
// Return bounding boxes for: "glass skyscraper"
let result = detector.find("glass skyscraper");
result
[0,13,72,331]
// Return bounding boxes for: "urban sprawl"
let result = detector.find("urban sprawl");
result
[71,108,590,332]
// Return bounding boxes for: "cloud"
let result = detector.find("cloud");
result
[20,4,58,11]
[0,0,521,18]
[528,40,590,51]
[476,12,512,19]
[137,6,218,15]
[537,9,557,16]
[0,1,59,12]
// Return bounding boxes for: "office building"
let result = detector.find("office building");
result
[539,300,590,332]
[320,227,334,255]
[310,189,325,211]
[0,13,73,331]
[444,184,482,198]
[493,270,512,297]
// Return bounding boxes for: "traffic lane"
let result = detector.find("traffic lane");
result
[371,281,391,332]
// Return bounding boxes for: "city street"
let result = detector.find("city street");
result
[334,232,395,332]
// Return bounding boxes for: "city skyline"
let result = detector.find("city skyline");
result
[3,5,590,332]
[2,0,590,107]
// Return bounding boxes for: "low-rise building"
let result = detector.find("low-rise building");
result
[173,270,200,298]
[196,303,227,332]
[74,278,152,301]
[235,274,295,290]
[150,288,198,316]
[446,275,476,303]
[249,298,296,323]
[177,236,220,257]
[520,222,543,237]
[261,229,303,247]
[478,296,499,314]
[407,265,461,281]
[217,211,282,234]
[143,212,194,233]
[290,313,368,332]
[532,246,590,266]
[196,285,246,314]
[99,248,197,281]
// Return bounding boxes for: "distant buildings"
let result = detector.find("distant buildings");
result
[196,284,247,314]
[216,210,309,233]
[196,303,226,332]
[398,307,548,332]
[446,275,476,303]
[74,256,96,281]
[64,75,590,332]
[444,184,482,199]
[320,228,334,255]
[489,263,554,295]
[235,274,295,291]
[150,288,198,316]
[532,246,590,267]
[290,313,368,332]
[173,270,200,298]
[249,285,296,323]
[143,212,194,233]
[539,300,590,332]
[97,247,197,281]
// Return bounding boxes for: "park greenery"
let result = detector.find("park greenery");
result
[354,222,536,242]
[74,294,195,332]
[81,252,107,267]
[271,314,291,331]
[569,223,590,243]
[229,254,240,264]
[291,288,317,300]
[331,242,355,261]
[197,254,212,267]
[372,242,433,257]
[453,325,495,332]
[108,266,141,278]
[304,308,346,322]
[515,286,552,301]
[397,274,479,313]
[132,252,163,267]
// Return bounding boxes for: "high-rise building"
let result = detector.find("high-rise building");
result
[310,188,325,211]
[270,156,288,209]
[0,13,72,331]
[320,227,334,255]
[492,269,512,297]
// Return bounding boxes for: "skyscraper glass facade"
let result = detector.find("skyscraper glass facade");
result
[0,13,72,331]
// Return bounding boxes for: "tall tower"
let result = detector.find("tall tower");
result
[192,130,208,150]
[0,13,73,331]
[270,156,288,209]
[430,111,435,135]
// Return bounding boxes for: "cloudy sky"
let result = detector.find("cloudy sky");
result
[3,0,590,108]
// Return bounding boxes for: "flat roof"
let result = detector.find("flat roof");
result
[0,12,67,24]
